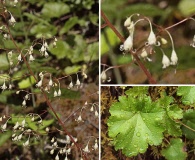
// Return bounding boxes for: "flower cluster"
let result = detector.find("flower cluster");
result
[120,14,180,69]
[50,136,77,160]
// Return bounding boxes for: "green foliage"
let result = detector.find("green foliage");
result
[0,131,12,147]
[161,138,187,160]
[177,86,195,105]
[107,86,194,158]
[41,2,70,19]
[18,76,36,89]
[178,0,195,16]
[182,109,195,139]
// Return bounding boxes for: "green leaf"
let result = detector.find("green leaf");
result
[42,2,70,18]
[0,131,12,146]
[156,96,182,136]
[0,53,9,70]
[101,28,120,55]
[49,40,72,59]
[107,87,165,157]
[30,23,57,38]
[177,86,195,105]
[18,76,36,89]
[161,138,187,160]
[85,42,99,61]
[60,16,79,35]
[89,12,98,25]
[125,86,148,97]
[178,0,195,16]
[165,105,183,136]
[182,110,195,140]
[64,65,81,75]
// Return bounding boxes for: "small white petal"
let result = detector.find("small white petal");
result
[162,54,170,69]
[170,49,178,65]
[147,30,156,45]
[101,71,107,83]
[123,35,133,51]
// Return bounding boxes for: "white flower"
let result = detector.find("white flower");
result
[38,119,42,124]
[23,139,29,146]
[1,80,7,91]
[190,35,195,47]
[44,51,49,58]
[93,140,98,150]
[83,144,90,153]
[1,123,7,130]
[50,149,54,155]
[24,94,29,100]
[124,17,131,27]
[45,127,49,132]
[29,54,35,61]
[17,54,22,62]
[21,119,25,127]
[40,45,45,53]
[44,42,48,48]
[123,35,133,51]
[22,100,26,107]
[76,79,80,86]
[55,154,59,160]
[0,117,2,121]
[140,48,148,58]
[9,15,16,25]
[36,79,43,87]
[49,79,53,86]
[54,91,58,97]
[101,71,107,83]
[170,49,178,65]
[90,106,94,112]
[53,142,58,147]
[76,115,82,122]
[57,89,61,96]
[68,81,73,89]
[147,30,156,45]
[18,134,22,140]
[66,148,71,154]
[31,116,35,121]
[13,122,19,130]
[95,111,98,117]
[9,84,12,89]
[162,54,170,69]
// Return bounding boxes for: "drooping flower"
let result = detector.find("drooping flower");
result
[147,30,157,45]
[170,49,178,65]
[123,35,133,51]
[101,71,107,83]
[162,53,170,69]
[83,144,90,153]
[9,14,16,25]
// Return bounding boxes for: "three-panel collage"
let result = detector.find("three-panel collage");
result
[0,0,194,160]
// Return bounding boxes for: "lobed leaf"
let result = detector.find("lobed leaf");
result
[161,138,187,160]
[177,86,195,105]
[107,87,166,157]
